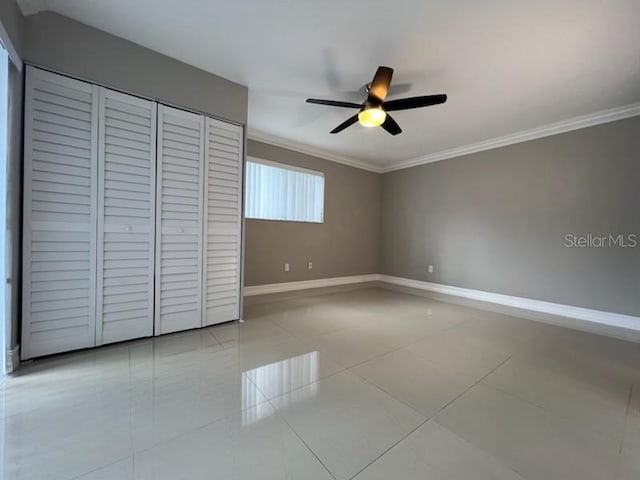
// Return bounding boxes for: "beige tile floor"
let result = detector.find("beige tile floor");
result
[1,287,639,480]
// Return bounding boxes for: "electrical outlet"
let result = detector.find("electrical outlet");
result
[428,265,434,273]
[284,263,290,272]
[307,261,313,270]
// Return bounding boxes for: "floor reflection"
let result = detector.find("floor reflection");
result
[242,351,320,425]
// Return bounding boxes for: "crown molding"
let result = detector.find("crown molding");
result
[16,0,48,16]
[250,102,640,175]
[248,129,384,173]
[381,102,640,172]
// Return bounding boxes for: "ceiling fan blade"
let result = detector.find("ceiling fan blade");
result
[368,66,394,102]
[330,114,359,134]
[306,98,361,108]
[357,82,412,97]
[383,94,447,111]
[381,114,402,136]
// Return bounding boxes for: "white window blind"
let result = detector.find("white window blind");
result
[245,158,324,223]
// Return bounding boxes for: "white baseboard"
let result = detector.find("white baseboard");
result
[380,275,640,341]
[5,345,19,374]
[243,273,639,341]
[243,274,380,296]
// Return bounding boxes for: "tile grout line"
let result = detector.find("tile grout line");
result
[258,295,466,361]
[613,384,634,480]
[123,339,276,478]
[347,367,433,419]
[621,384,634,451]
[120,385,279,476]
[205,324,227,347]
[245,356,348,404]
[245,373,338,480]
[68,348,137,480]
[306,318,468,390]
[67,456,133,480]
[268,302,365,342]
[187,301,516,474]
[321,321,465,374]
[480,378,632,445]
[347,354,514,480]
[268,403,339,480]
[230,305,463,407]
[118,332,307,452]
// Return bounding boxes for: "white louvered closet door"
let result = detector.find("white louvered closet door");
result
[97,88,157,345]
[155,105,205,334]
[203,118,243,326]
[22,67,99,359]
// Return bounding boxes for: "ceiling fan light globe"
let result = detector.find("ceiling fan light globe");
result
[358,108,386,127]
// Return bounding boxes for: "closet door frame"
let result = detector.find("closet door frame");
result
[202,117,244,326]
[21,66,99,359]
[154,104,206,334]
[96,87,157,346]
[239,128,247,322]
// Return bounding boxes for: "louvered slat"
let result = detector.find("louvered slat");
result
[155,105,205,334]
[202,118,243,326]
[22,67,99,359]
[96,88,157,344]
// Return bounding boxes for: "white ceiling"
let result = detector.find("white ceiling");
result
[19,0,640,170]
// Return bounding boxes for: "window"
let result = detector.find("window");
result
[245,158,324,223]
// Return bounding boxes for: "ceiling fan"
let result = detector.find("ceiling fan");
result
[306,66,447,135]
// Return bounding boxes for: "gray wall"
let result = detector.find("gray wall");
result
[382,116,640,317]
[0,0,23,55]
[245,140,381,286]
[23,12,247,125]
